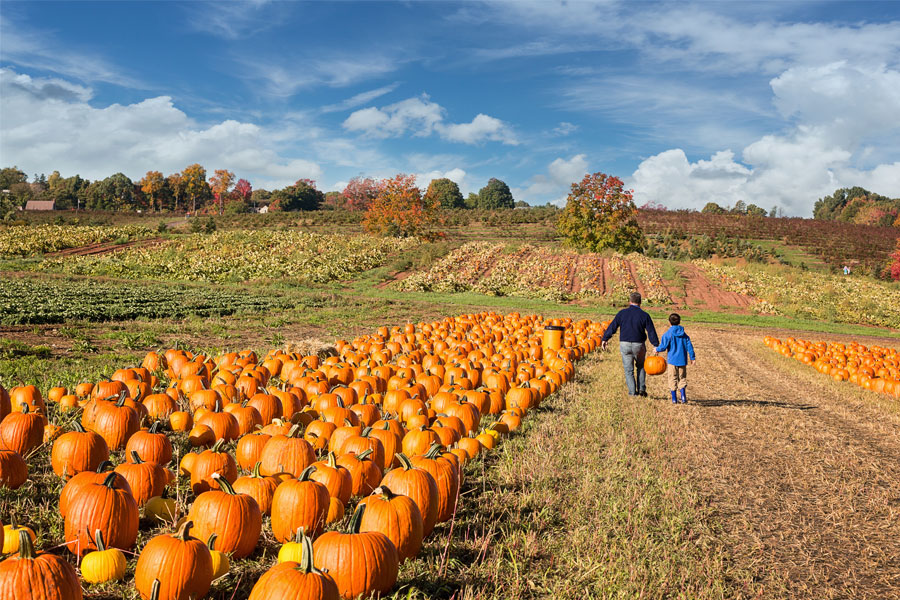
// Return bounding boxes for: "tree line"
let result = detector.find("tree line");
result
[0,165,525,217]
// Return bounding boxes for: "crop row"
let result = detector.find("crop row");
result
[0,277,295,324]
[35,231,418,283]
[0,225,153,257]
[696,260,900,328]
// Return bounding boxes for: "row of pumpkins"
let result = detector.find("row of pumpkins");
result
[763,336,900,397]
[0,312,608,599]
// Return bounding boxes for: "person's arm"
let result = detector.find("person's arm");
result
[601,313,620,349]
[646,315,660,347]
[686,336,696,363]
[655,330,670,353]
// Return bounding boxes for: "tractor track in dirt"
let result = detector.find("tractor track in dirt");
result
[651,328,900,599]
[46,237,164,257]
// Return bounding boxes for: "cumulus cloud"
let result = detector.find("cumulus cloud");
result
[513,154,589,205]
[0,68,321,189]
[343,94,517,145]
[630,61,900,216]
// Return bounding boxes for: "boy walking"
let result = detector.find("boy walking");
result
[654,313,695,404]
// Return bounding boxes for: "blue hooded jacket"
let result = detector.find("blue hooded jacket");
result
[654,325,695,366]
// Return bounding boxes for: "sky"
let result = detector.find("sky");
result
[1,0,899,216]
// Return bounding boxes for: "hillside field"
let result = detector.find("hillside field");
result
[1,211,899,600]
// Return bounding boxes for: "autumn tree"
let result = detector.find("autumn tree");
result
[701,202,726,214]
[364,174,443,239]
[425,178,464,209]
[139,171,165,211]
[209,169,236,215]
[556,171,643,253]
[342,176,380,211]
[477,178,515,209]
[166,173,184,211]
[181,164,209,214]
[888,238,900,281]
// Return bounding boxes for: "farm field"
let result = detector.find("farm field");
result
[1,214,899,600]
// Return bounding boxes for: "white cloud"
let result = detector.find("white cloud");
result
[183,0,278,40]
[343,94,517,145]
[240,55,401,97]
[629,61,900,216]
[514,154,589,205]
[320,83,400,113]
[0,68,321,190]
[553,122,578,136]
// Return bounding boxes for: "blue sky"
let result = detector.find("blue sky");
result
[1,1,899,215]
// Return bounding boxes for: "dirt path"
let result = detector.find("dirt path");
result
[666,263,755,311]
[649,328,900,599]
[46,237,164,257]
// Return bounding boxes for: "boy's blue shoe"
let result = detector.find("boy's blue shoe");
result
[679,388,687,404]
[671,390,678,404]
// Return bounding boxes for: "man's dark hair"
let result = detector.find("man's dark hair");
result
[629,292,642,305]
[669,313,681,325]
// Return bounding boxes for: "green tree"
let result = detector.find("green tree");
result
[0,166,28,190]
[477,178,515,209]
[464,192,479,209]
[424,178,464,209]
[746,203,767,217]
[701,202,726,214]
[269,179,324,211]
[730,200,747,214]
[556,171,643,253]
[167,172,185,211]
[49,174,89,210]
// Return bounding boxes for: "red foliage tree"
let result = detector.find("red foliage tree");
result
[342,177,380,211]
[888,238,900,281]
[363,174,443,240]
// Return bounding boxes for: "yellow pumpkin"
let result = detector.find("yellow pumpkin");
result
[81,529,127,583]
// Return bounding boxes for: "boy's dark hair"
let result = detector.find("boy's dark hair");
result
[629,292,642,305]
[669,313,681,325]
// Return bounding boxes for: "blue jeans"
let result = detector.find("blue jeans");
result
[619,341,647,395]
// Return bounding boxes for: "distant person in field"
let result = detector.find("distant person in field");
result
[843,265,851,275]
[601,292,659,397]
[654,313,696,404]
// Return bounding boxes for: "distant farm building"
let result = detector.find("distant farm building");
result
[24,200,55,211]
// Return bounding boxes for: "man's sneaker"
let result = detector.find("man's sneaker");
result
[639,390,648,397]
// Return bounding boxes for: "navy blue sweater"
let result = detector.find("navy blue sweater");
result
[601,305,660,346]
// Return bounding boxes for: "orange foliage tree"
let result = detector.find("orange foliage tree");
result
[139,171,165,212]
[888,238,900,281]
[364,174,443,239]
[556,171,643,253]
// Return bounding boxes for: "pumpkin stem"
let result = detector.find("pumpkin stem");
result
[361,426,373,437]
[251,461,263,478]
[130,450,144,464]
[211,472,237,495]
[94,529,107,552]
[298,465,317,482]
[211,439,226,453]
[207,533,218,550]
[325,452,338,468]
[17,530,36,560]
[116,390,128,407]
[102,471,119,488]
[395,453,413,470]
[348,503,366,534]
[356,448,374,461]
[72,421,86,433]
[374,485,395,500]
[96,460,113,472]
[287,424,303,438]
[299,530,319,574]
[424,442,445,459]
[148,421,162,434]
[173,520,194,541]
[150,579,161,600]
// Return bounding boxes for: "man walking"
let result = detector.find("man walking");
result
[601,292,660,397]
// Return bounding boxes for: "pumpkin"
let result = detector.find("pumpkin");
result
[338,427,386,471]
[63,471,139,556]
[0,449,28,489]
[0,405,45,457]
[9,385,46,414]
[2,517,36,554]
[144,490,179,523]
[0,530,83,599]
[114,451,168,506]
[89,393,140,451]
[50,422,109,478]
[58,462,127,517]
[410,444,459,523]
[379,453,439,535]
[271,466,330,541]
[313,504,399,600]
[644,355,667,376]
[336,448,382,497]
[81,529,126,583]
[196,406,240,443]
[326,496,345,524]
[189,473,262,559]
[400,426,440,457]
[188,424,214,447]
[254,530,339,600]
[206,534,231,580]
[309,452,352,505]
[358,485,423,562]
[235,432,272,471]
[134,521,214,600]
[224,401,263,436]
[259,424,315,478]
[232,461,279,516]
[189,439,238,495]
[125,421,173,465]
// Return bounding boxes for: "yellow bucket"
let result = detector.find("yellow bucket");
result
[542,325,565,352]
